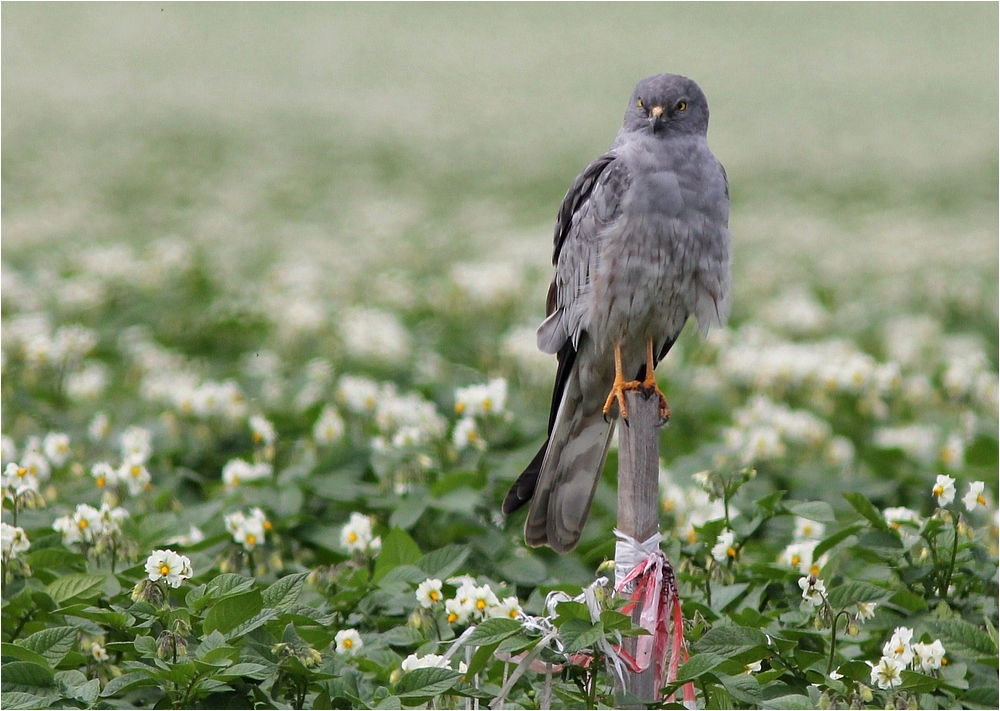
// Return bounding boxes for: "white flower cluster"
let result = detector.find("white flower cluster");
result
[400,653,468,674]
[873,424,968,467]
[222,459,273,488]
[416,576,522,625]
[659,468,732,543]
[3,314,98,370]
[144,549,193,588]
[2,432,76,499]
[723,395,831,465]
[779,517,829,577]
[339,307,411,365]
[340,512,381,555]
[449,261,524,304]
[224,508,271,551]
[1,522,30,560]
[452,378,508,452]
[53,503,129,545]
[868,626,946,689]
[313,405,345,445]
[86,426,155,496]
[718,326,900,402]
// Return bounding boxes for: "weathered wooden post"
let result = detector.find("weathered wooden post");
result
[614,388,661,707]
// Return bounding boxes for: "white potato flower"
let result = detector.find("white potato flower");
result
[340,512,378,554]
[445,596,474,625]
[793,517,826,541]
[963,481,989,512]
[932,474,956,506]
[42,432,72,467]
[91,643,110,662]
[249,415,276,447]
[120,426,153,464]
[335,628,363,656]
[711,528,736,563]
[882,626,914,667]
[313,406,345,444]
[91,462,118,490]
[118,459,152,496]
[53,504,104,545]
[452,417,484,452]
[1,523,30,560]
[798,575,826,608]
[487,596,523,620]
[221,459,273,488]
[144,549,192,588]
[912,639,946,673]
[224,508,270,550]
[415,578,444,607]
[869,656,904,690]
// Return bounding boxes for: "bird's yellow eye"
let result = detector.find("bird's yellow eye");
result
[676,100,688,112]
[636,98,643,108]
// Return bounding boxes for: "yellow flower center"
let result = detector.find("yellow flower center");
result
[263,521,273,531]
[476,599,487,611]
[131,466,141,477]
[687,530,697,544]
[791,554,801,566]
[160,564,170,575]
[78,519,89,529]
[933,485,944,496]
[482,399,492,411]
[941,657,947,666]
[890,522,900,529]
[343,638,353,649]
[96,476,106,488]
[455,402,465,414]
[727,546,736,558]
[810,563,821,576]
[469,430,478,442]
[977,494,986,505]
[348,532,358,543]
[231,476,240,485]
[429,590,440,602]
[895,643,904,654]
[246,534,257,546]
[509,609,518,618]
[447,612,458,623]
[16,468,26,478]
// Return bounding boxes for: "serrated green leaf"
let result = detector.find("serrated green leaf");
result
[553,600,591,625]
[261,573,308,612]
[196,630,228,658]
[226,607,278,640]
[205,574,256,599]
[600,610,633,632]
[15,626,77,667]
[395,666,461,698]
[900,670,939,693]
[69,677,100,705]
[762,694,814,709]
[463,617,522,647]
[133,634,157,656]
[214,662,269,680]
[45,573,106,603]
[842,492,887,529]
[494,632,535,656]
[204,589,263,635]
[825,581,890,609]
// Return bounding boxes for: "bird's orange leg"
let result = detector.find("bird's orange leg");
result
[642,338,671,422]
[602,341,642,421]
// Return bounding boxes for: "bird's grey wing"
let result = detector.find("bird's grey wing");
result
[536,154,631,354]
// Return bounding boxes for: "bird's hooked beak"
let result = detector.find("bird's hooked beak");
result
[649,105,664,132]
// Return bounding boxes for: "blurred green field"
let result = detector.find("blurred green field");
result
[4,3,998,289]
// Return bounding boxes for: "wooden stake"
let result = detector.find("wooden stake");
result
[614,387,661,707]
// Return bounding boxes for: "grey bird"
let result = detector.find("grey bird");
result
[502,74,731,553]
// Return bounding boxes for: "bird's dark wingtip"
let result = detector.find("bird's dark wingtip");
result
[502,438,548,515]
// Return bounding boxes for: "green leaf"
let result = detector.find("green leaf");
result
[226,607,278,640]
[825,581,890,610]
[1,643,51,669]
[203,589,264,635]
[900,670,939,693]
[415,545,470,580]
[560,619,604,654]
[205,574,256,599]
[262,573,308,612]
[45,573,106,603]
[675,652,724,682]
[781,500,836,523]
[373,527,423,583]
[0,691,51,709]
[395,667,461,698]
[813,523,865,559]
[888,589,929,613]
[382,627,425,647]
[463,618,522,647]
[842,492,887,529]
[14,626,78,667]
[389,498,427,530]
[762,694,814,709]
[924,618,998,662]
[133,635,157,656]
[553,601,591,625]
[600,610,633,632]
[214,662,269,680]
[718,672,762,705]
[693,625,769,657]
[67,677,100,705]
[0,661,55,688]
[196,630,228,658]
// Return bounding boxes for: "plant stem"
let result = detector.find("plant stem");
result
[941,521,959,599]
[827,610,850,675]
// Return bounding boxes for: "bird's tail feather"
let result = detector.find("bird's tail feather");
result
[524,369,615,553]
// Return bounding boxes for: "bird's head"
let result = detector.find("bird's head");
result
[623,73,710,137]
